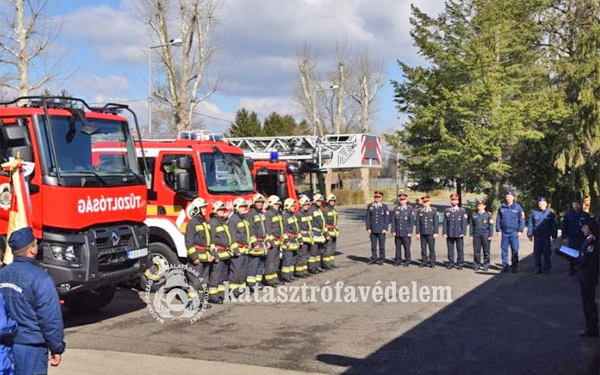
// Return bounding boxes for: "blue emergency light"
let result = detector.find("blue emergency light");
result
[270,151,279,162]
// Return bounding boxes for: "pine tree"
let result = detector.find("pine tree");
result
[226,108,263,137]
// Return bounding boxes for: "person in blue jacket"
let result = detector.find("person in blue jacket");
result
[0,292,16,375]
[495,190,525,273]
[561,197,590,276]
[0,227,65,375]
[365,191,390,265]
[527,196,558,274]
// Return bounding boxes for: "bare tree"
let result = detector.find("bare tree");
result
[0,0,65,97]
[138,0,223,132]
[345,46,385,203]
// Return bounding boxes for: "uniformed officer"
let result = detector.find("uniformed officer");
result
[323,194,339,269]
[0,227,65,375]
[228,198,252,296]
[576,221,599,337]
[365,191,389,265]
[391,193,414,267]
[184,197,212,308]
[470,198,494,271]
[247,194,267,289]
[281,198,300,282]
[496,190,525,273]
[208,201,233,303]
[264,195,283,286]
[443,193,468,270]
[527,196,558,274]
[416,195,439,268]
[308,194,327,273]
[295,195,312,278]
[561,197,590,276]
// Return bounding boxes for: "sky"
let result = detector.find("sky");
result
[44,0,444,136]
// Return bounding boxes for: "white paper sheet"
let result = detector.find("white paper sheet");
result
[558,246,580,258]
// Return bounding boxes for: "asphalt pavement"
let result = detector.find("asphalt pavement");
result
[53,202,599,375]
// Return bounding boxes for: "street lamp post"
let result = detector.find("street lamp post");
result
[312,85,339,137]
[147,38,183,134]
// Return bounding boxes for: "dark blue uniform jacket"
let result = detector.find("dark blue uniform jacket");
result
[0,257,65,354]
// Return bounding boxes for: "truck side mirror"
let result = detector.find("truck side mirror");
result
[175,172,190,194]
[0,124,33,162]
[176,156,191,171]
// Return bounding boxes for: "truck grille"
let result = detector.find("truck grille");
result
[93,227,139,273]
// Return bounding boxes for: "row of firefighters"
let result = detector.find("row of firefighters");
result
[184,193,339,304]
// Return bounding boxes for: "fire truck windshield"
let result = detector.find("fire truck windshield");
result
[200,152,253,194]
[38,115,142,187]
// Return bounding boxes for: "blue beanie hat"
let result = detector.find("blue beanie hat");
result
[8,227,35,252]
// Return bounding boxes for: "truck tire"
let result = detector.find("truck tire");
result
[140,242,180,292]
[63,286,116,313]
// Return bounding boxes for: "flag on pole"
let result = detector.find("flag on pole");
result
[1,156,32,265]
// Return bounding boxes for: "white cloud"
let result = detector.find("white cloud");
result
[56,0,446,132]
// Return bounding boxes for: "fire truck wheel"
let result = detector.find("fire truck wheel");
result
[140,242,179,292]
[63,286,116,313]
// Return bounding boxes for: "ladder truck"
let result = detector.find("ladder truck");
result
[222,133,383,200]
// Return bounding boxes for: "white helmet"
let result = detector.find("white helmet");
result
[299,195,311,206]
[187,197,208,219]
[327,194,337,202]
[283,198,296,210]
[252,193,266,205]
[233,197,249,211]
[313,193,324,202]
[212,200,227,214]
[267,195,282,206]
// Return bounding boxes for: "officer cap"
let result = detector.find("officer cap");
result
[450,193,460,200]
[475,198,486,205]
[421,195,431,203]
[537,196,548,202]
[374,191,384,198]
[8,227,35,252]
[505,190,515,196]
[398,193,408,200]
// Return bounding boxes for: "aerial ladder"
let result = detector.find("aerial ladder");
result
[217,132,383,198]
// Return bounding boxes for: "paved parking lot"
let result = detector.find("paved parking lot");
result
[55,205,598,375]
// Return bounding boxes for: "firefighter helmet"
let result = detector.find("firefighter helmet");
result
[283,198,296,210]
[267,195,282,206]
[233,197,249,210]
[299,195,311,206]
[252,193,266,204]
[212,200,226,214]
[327,194,337,202]
[187,197,208,219]
[313,193,324,202]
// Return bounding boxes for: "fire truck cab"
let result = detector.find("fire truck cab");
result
[0,97,149,312]
[133,133,254,290]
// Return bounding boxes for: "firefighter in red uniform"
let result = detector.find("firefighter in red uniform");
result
[184,197,212,308]
[308,194,327,274]
[281,198,300,282]
[295,195,312,278]
[208,201,233,304]
[322,194,339,269]
[264,195,283,286]
[228,198,252,296]
[247,194,267,289]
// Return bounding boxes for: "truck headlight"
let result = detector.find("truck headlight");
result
[50,245,80,265]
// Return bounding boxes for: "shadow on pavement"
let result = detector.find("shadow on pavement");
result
[317,254,599,375]
[63,288,146,328]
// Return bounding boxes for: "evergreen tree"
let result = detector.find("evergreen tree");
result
[227,108,263,137]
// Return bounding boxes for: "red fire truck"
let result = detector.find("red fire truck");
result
[94,132,255,290]
[0,96,150,312]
